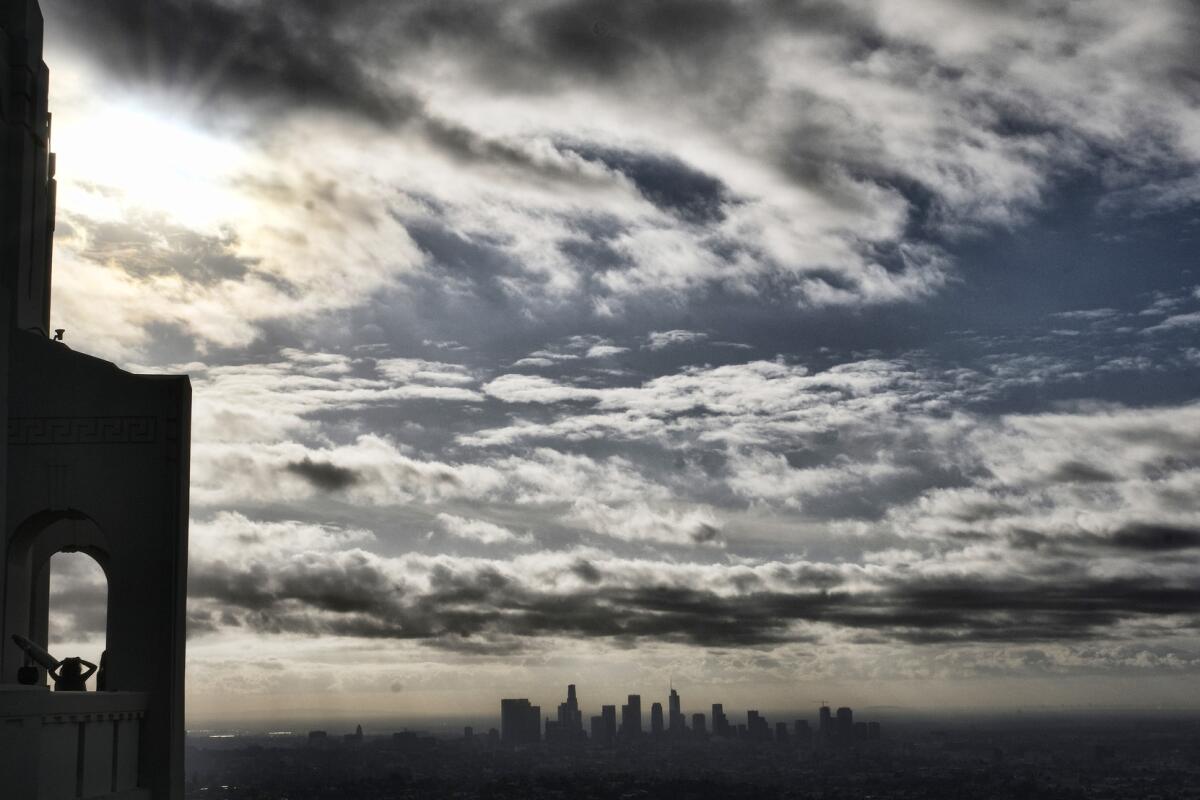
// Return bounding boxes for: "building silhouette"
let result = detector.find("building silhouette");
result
[819,704,833,742]
[620,694,641,738]
[501,699,541,745]
[0,2,191,798]
[650,701,664,735]
[836,707,853,745]
[551,683,584,741]
[692,712,706,736]
[668,687,685,735]
[712,703,731,737]
[601,704,617,744]
[794,719,813,746]
[747,710,771,742]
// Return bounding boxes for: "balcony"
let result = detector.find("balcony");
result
[0,686,149,799]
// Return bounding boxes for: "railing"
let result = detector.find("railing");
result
[0,686,149,799]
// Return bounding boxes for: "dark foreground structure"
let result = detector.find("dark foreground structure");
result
[0,2,191,798]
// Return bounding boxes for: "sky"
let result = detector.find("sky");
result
[36,0,1200,724]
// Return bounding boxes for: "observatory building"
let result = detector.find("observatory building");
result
[0,2,191,799]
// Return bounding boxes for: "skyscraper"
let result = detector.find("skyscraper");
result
[650,702,664,735]
[819,705,833,742]
[668,687,685,735]
[836,707,853,746]
[601,704,617,744]
[501,699,541,745]
[692,713,707,736]
[712,703,730,737]
[620,694,642,738]
[747,710,770,741]
[555,684,583,739]
[590,715,605,743]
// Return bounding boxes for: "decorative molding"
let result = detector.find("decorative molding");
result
[8,416,158,445]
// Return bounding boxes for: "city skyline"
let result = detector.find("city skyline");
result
[25,0,1200,723]
[502,683,881,746]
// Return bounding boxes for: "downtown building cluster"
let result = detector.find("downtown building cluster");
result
[500,685,881,748]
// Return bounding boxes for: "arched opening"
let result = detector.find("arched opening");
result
[45,550,108,691]
[3,510,112,686]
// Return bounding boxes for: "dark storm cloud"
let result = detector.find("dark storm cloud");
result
[46,0,414,123]
[403,221,524,304]
[284,457,362,492]
[47,582,108,641]
[187,548,1200,651]
[45,0,752,188]
[568,146,731,224]
[1110,524,1200,552]
[1047,460,1117,484]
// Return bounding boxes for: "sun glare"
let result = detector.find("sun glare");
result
[53,98,252,232]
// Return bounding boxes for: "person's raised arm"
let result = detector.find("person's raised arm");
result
[80,660,97,682]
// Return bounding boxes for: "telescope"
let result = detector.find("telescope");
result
[11,633,60,671]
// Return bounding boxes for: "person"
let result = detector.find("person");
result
[50,656,97,692]
[96,650,108,691]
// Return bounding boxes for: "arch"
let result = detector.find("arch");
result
[45,549,109,690]
[3,509,111,684]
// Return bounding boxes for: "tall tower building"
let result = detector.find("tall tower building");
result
[836,707,853,745]
[0,0,53,337]
[650,702,664,735]
[556,683,583,739]
[668,687,685,735]
[0,4,192,798]
[712,703,730,737]
[601,704,617,744]
[620,694,642,738]
[747,710,771,741]
[501,699,541,744]
[794,719,813,747]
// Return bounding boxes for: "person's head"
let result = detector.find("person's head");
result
[59,657,83,678]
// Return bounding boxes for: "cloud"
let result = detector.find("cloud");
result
[186,513,1200,651]
[1110,524,1200,553]
[567,500,724,548]
[375,358,476,386]
[645,329,708,350]
[436,513,534,545]
[47,553,109,648]
[1047,460,1117,484]
[472,358,923,446]
[38,0,1200,696]
[46,0,413,124]
[48,0,1200,339]
[584,344,628,358]
[284,457,362,492]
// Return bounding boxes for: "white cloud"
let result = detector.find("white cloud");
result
[436,513,533,545]
[645,330,708,350]
[585,344,629,358]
